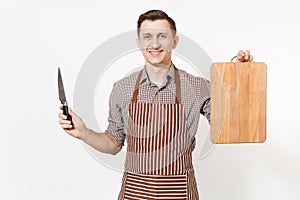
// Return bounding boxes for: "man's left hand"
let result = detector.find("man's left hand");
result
[236,50,253,62]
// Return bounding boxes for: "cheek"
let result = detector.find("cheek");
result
[141,49,150,57]
[161,40,173,50]
[139,40,152,49]
[139,46,149,56]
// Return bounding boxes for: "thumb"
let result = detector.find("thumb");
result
[68,107,82,121]
[68,107,77,118]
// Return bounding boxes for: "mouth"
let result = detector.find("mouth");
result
[148,49,164,57]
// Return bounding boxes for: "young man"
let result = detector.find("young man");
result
[59,10,252,200]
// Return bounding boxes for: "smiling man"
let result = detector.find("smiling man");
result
[137,15,178,87]
[58,10,252,200]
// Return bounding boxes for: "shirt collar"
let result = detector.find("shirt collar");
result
[139,63,176,86]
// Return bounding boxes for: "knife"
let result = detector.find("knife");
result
[58,67,73,125]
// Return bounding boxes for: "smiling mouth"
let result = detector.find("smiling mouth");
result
[148,50,164,57]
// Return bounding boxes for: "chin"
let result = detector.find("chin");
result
[148,62,170,68]
[149,60,163,65]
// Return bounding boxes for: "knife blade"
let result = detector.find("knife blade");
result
[58,67,73,124]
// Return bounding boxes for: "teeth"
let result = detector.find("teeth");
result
[150,52,160,56]
[149,50,163,55]
[149,50,163,52]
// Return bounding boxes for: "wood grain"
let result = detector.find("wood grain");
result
[210,62,267,144]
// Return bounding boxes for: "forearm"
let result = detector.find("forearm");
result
[80,129,121,155]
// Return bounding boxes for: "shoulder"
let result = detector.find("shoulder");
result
[178,68,210,88]
[114,70,139,86]
[112,70,140,95]
[177,67,210,105]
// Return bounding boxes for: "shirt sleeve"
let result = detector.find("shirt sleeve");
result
[105,82,126,146]
[199,79,211,124]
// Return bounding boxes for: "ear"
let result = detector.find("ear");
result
[172,35,179,49]
[136,37,142,50]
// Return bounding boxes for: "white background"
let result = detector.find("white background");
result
[1,0,300,199]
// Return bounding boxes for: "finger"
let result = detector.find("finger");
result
[249,55,254,62]
[68,108,81,121]
[238,50,245,57]
[237,54,245,62]
[66,107,76,119]
[59,105,63,110]
[244,50,250,61]
[61,124,73,129]
[58,113,67,119]
[245,50,250,56]
[59,118,72,125]
[68,107,75,116]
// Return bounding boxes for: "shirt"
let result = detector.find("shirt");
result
[105,64,210,146]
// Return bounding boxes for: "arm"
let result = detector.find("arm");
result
[80,128,121,155]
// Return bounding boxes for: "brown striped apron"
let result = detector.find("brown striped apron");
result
[118,67,199,200]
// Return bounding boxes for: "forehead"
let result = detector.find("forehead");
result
[139,19,172,34]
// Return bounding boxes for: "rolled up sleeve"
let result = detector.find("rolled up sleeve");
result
[105,82,126,146]
[199,79,211,124]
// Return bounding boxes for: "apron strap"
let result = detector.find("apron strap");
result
[132,66,181,104]
[132,70,143,104]
[174,66,181,104]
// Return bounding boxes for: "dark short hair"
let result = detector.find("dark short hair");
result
[137,10,177,35]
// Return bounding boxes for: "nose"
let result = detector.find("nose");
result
[151,38,160,49]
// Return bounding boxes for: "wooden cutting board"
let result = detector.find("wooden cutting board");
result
[210,62,267,144]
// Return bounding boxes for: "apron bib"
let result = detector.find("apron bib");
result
[118,67,199,200]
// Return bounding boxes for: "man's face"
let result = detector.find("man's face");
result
[137,19,178,67]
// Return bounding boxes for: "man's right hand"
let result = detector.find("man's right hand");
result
[58,105,122,155]
[58,105,88,140]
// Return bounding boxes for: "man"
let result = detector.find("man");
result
[59,10,252,200]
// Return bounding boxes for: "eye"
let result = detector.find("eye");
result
[143,34,151,40]
[159,34,168,39]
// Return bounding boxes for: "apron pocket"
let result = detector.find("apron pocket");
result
[123,171,187,200]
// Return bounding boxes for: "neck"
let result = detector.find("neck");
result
[145,63,171,86]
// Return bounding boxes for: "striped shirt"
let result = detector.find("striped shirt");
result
[105,64,210,146]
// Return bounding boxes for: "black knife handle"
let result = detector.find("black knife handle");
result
[62,104,73,126]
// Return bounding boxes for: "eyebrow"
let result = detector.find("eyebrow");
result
[141,32,169,36]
